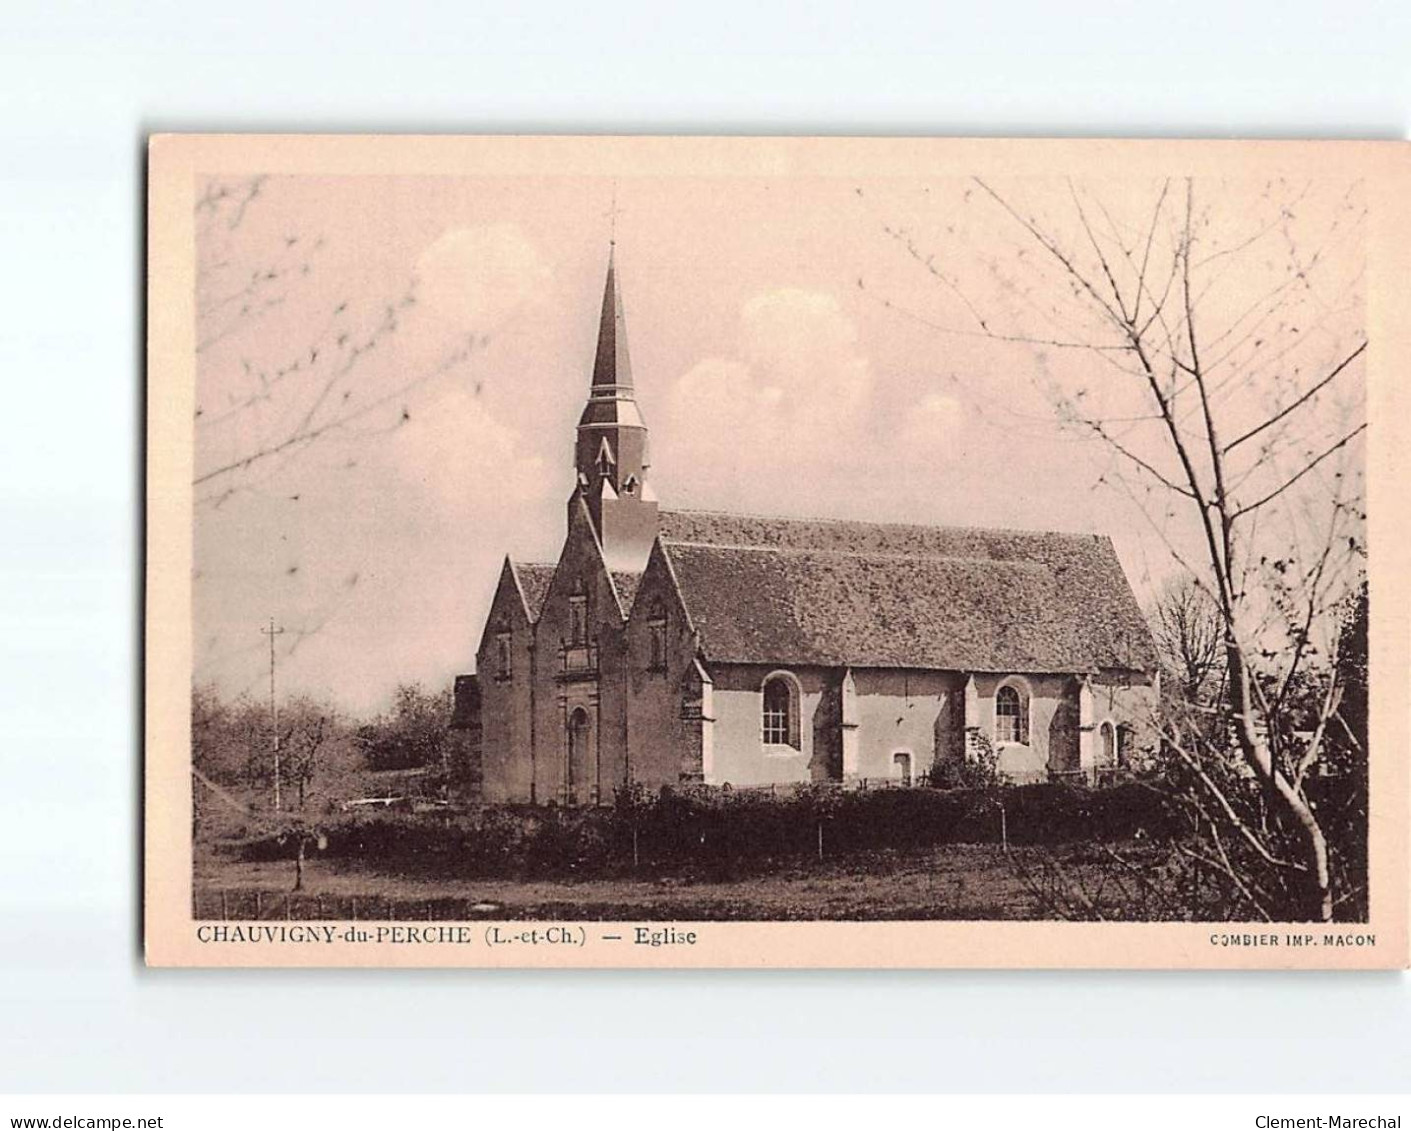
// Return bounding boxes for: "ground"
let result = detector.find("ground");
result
[193,842,1165,921]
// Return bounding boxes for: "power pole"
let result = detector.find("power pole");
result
[261,617,286,811]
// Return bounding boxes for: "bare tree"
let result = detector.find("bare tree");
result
[192,176,488,704]
[865,177,1367,921]
[194,175,478,506]
[281,697,335,811]
[1151,572,1226,708]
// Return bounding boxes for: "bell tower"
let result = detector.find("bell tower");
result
[573,248,659,573]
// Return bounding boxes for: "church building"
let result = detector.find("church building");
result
[452,253,1159,804]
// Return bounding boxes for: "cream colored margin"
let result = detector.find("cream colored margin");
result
[145,135,1411,969]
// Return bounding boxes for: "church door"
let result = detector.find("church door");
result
[567,707,592,805]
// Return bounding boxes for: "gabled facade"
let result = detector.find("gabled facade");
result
[527,494,634,805]
[473,558,540,802]
[454,252,1160,803]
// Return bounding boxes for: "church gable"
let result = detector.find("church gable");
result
[512,562,556,623]
[475,557,534,674]
[624,538,698,666]
[473,557,541,802]
[624,539,709,785]
[536,493,636,641]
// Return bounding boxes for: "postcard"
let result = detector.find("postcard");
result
[146,135,1409,967]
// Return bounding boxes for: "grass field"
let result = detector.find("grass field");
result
[193,842,1164,921]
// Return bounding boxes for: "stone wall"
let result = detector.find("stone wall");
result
[529,499,630,806]
[623,542,707,790]
[474,563,536,803]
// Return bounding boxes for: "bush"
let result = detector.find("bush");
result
[234,779,1183,879]
[926,733,1001,791]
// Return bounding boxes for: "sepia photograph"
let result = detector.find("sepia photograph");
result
[14,0,1411,1113]
[145,135,1408,966]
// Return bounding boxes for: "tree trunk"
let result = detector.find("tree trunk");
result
[294,836,305,892]
[1227,644,1332,921]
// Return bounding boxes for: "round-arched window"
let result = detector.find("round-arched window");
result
[994,683,1029,745]
[1099,720,1116,767]
[647,599,668,672]
[761,672,801,749]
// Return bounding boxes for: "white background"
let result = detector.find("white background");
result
[1,0,1409,1095]
[2,1096,1408,1129]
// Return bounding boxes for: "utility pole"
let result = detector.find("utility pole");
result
[261,617,286,811]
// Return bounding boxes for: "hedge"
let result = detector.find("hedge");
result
[236,780,1184,879]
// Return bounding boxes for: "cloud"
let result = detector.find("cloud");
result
[389,378,550,511]
[414,224,551,334]
[738,288,872,432]
[658,288,872,498]
[655,287,974,521]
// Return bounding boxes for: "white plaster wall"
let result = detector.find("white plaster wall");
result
[709,685,817,786]
[850,669,962,782]
[700,666,1152,787]
[1091,672,1161,768]
[971,672,1077,778]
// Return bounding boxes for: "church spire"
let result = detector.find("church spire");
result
[576,247,648,488]
[573,248,658,573]
[591,245,633,395]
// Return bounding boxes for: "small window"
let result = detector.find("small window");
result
[495,631,512,681]
[568,590,588,645]
[647,601,667,671]
[761,672,801,749]
[1099,721,1117,768]
[995,683,1028,745]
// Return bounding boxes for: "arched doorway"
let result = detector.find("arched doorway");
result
[567,707,592,805]
[1099,721,1116,769]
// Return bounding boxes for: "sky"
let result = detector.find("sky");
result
[191,171,1366,715]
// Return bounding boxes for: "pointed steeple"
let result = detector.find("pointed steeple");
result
[591,246,633,394]
[576,248,648,479]
[572,248,658,573]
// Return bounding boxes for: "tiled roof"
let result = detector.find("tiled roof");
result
[511,562,557,622]
[657,510,1156,674]
[511,561,642,623]
[611,570,642,611]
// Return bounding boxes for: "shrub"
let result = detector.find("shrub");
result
[234,778,1183,878]
[926,733,1001,791]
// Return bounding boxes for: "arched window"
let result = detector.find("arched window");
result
[568,583,588,645]
[1098,721,1116,768]
[567,707,591,805]
[994,682,1029,745]
[647,600,668,672]
[761,672,801,749]
[494,626,512,681]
